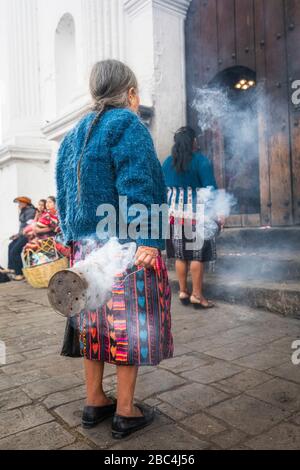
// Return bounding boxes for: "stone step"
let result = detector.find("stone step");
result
[168,271,300,319]
[216,251,300,281]
[166,251,300,282]
[218,227,300,252]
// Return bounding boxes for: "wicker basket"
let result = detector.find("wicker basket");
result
[23,256,69,289]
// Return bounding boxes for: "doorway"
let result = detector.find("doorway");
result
[210,66,261,217]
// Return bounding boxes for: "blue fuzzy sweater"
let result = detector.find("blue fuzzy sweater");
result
[162,153,217,192]
[56,108,167,250]
[162,152,218,206]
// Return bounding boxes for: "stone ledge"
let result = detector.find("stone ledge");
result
[0,143,52,168]
[124,0,191,17]
[42,99,154,142]
[169,272,300,318]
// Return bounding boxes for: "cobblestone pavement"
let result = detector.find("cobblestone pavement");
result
[1,281,300,450]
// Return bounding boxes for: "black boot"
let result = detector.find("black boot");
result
[112,404,154,439]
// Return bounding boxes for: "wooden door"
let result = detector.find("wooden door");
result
[186,0,299,227]
[285,0,300,224]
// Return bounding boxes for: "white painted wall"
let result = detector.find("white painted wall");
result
[125,0,189,159]
[0,0,192,269]
[0,164,18,268]
[152,4,187,159]
[55,14,77,113]
[125,4,155,107]
[37,0,84,125]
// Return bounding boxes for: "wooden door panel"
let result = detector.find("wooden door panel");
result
[235,0,256,70]
[199,0,219,84]
[285,26,300,78]
[258,100,271,225]
[186,0,297,226]
[290,116,300,224]
[285,1,300,223]
[217,0,236,70]
[254,0,271,225]
[267,85,293,225]
[185,0,202,131]
[264,0,288,85]
[286,0,300,26]
[264,0,293,225]
[254,0,267,80]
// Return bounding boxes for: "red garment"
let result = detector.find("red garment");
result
[169,216,197,226]
[37,209,58,230]
[55,242,71,258]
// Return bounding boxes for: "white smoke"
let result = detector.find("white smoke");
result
[192,87,231,131]
[192,84,264,215]
[74,238,136,311]
[199,187,236,239]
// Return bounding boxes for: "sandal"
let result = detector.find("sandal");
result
[179,291,190,306]
[12,275,25,282]
[190,295,215,310]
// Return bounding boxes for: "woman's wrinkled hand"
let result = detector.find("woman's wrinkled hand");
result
[135,246,159,269]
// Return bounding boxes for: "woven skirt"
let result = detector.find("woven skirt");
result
[166,221,217,262]
[61,240,174,366]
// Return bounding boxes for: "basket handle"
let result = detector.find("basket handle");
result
[22,248,35,267]
[37,237,59,260]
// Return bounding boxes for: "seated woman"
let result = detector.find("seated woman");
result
[24,196,70,260]
[7,196,37,281]
[23,197,61,261]
[34,196,58,238]
[25,196,58,242]
[23,199,47,239]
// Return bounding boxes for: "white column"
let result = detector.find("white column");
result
[2,0,44,141]
[124,0,155,107]
[124,0,191,159]
[0,0,52,268]
[81,0,104,74]
[81,0,125,76]
[43,1,126,142]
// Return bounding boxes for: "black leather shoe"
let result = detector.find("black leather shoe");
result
[82,400,117,429]
[112,404,155,439]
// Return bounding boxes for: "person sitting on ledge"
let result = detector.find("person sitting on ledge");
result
[6,196,36,281]
[24,196,59,241]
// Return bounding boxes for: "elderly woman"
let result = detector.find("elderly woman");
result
[56,59,173,439]
[7,196,36,281]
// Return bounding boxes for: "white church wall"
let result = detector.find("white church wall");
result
[0,0,192,269]
[0,0,53,268]
[124,0,190,159]
[0,164,19,267]
[36,0,85,239]
[125,3,155,108]
[37,0,84,126]
[151,3,188,159]
[40,0,128,211]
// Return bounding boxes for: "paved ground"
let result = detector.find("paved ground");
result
[1,281,300,450]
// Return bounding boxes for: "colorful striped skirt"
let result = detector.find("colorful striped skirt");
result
[61,240,174,366]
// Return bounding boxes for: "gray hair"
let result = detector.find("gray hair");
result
[77,60,138,200]
[89,59,138,112]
